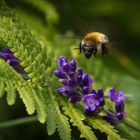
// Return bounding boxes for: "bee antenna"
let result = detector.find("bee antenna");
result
[73,47,79,50]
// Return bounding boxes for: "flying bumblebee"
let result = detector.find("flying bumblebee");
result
[76,32,109,59]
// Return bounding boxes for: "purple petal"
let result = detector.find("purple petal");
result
[76,75,82,84]
[115,102,124,112]
[68,71,75,78]
[58,56,68,67]
[82,94,95,102]
[94,99,99,106]
[117,90,123,97]
[117,91,126,102]
[69,60,76,72]
[88,76,93,86]
[62,63,69,72]
[99,98,105,106]
[108,87,116,102]
[57,87,73,95]
[82,86,89,94]
[7,59,19,66]
[90,104,96,111]
[84,104,89,110]
[0,52,4,58]
[82,74,89,85]
[77,68,83,76]
[54,69,67,79]
[97,88,104,98]
[1,47,13,54]
[102,116,118,125]
[61,80,67,85]
[57,87,68,93]
[69,95,80,103]
[117,112,124,120]
[67,79,76,87]
[90,89,96,94]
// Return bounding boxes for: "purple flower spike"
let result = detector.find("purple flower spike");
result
[108,87,126,104]
[69,60,76,72]
[0,46,25,73]
[54,56,83,102]
[54,56,126,125]
[82,94,99,112]
[103,88,126,125]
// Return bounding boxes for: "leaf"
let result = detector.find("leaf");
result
[88,117,126,140]
[60,99,97,140]
[48,87,71,140]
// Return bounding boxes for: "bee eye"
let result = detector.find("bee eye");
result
[104,36,109,42]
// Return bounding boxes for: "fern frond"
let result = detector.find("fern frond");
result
[61,99,97,140]
[0,8,49,84]
[88,118,126,140]
[16,82,36,115]
[46,87,71,140]
[17,82,47,123]
[0,59,23,105]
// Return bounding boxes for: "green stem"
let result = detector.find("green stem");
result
[123,119,140,133]
[0,116,38,129]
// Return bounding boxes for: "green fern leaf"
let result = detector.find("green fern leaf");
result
[38,87,57,135]
[0,79,5,97]
[0,9,49,84]
[5,80,16,105]
[88,118,126,140]
[0,59,23,104]
[60,99,97,140]
[47,87,71,140]
[16,82,36,115]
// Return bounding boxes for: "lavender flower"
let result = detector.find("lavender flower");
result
[82,88,105,114]
[0,46,23,73]
[108,87,126,104]
[102,110,118,125]
[54,56,97,103]
[102,88,126,125]
[54,56,105,110]
[54,56,126,125]
[82,94,99,114]
[54,56,83,102]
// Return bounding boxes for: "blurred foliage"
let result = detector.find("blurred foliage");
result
[0,0,140,140]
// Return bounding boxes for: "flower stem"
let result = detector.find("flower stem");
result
[123,119,140,133]
[0,116,37,129]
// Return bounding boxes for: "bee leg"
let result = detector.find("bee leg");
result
[102,45,108,56]
[93,47,97,56]
[79,42,82,54]
[102,44,106,56]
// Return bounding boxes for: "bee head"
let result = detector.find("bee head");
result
[80,42,97,59]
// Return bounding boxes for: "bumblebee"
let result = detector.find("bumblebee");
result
[78,32,109,59]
